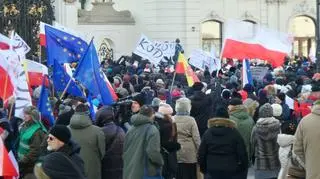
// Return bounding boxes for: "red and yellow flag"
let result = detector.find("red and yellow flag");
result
[175,53,200,87]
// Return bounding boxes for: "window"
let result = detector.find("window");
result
[201,20,222,55]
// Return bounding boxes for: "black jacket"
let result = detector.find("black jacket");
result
[56,140,85,175]
[198,118,248,174]
[189,91,213,137]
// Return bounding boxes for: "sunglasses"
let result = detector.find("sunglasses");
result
[48,136,55,141]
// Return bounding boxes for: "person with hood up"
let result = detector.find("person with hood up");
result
[293,100,320,179]
[277,121,297,179]
[228,98,255,166]
[173,97,201,179]
[252,103,281,179]
[189,82,213,137]
[34,152,86,179]
[95,106,125,179]
[68,104,105,179]
[243,98,259,118]
[18,106,47,179]
[198,107,248,179]
[123,105,163,179]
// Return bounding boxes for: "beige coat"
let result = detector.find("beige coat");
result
[173,115,201,163]
[294,104,320,179]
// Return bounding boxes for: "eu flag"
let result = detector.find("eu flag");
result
[45,25,88,66]
[37,78,55,127]
[52,60,84,97]
[74,40,114,105]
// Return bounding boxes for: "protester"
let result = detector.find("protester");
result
[155,103,180,179]
[45,125,84,174]
[123,105,163,179]
[189,82,213,137]
[252,103,281,179]
[34,152,86,179]
[198,107,248,179]
[228,97,254,165]
[18,106,47,179]
[293,100,320,179]
[173,97,200,179]
[68,104,105,179]
[95,106,125,179]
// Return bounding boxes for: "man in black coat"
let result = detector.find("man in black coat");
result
[198,108,248,179]
[45,125,85,175]
[189,82,213,137]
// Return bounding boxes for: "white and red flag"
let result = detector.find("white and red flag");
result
[221,20,293,67]
[0,137,19,179]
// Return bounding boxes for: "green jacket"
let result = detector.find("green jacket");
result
[69,111,105,179]
[18,121,47,175]
[123,114,163,179]
[229,105,255,165]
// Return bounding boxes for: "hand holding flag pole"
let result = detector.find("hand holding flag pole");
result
[59,78,72,100]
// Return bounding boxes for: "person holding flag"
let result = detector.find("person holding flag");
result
[17,106,47,179]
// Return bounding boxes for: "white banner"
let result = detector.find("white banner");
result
[13,33,31,59]
[251,66,269,81]
[153,41,175,58]
[189,49,221,73]
[133,34,164,65]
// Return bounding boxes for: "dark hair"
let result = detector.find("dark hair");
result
[281,121,297,135]
[139,105,154,117]
[75,103,89,112]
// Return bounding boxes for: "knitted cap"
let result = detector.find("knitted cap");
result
[175,97,191,114]
[132,93,145,106]
[229,98,242,106]
[23,106,40,121]
[156,79,165,85]
[215,107,229,118]
[49,125,71,144]
[192,82,204,91]
[271,103,282,117]
[158,103,173,115]
[259,103,273,118]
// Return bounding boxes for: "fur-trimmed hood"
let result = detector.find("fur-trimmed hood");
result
[207,118,236,128]
[255,117,281,140]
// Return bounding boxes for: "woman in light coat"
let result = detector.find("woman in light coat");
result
[173,97,201,179]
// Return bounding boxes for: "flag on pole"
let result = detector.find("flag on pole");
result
[175,53,200,87]
[0,33,17,50]
[52,60,84,97]
[37,77,55,127]
[22,59,49,87]
[0,54,15,102]
[74,40,115,105]
[45,25,88,66]
[221,19,293,67]
[0,139,19,178]
[242,59,253,87]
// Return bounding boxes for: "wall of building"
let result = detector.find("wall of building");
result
[56,0,317,59]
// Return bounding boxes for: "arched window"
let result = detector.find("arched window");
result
[98,38,114,62]
[201,20,222,55]
[289,16,316,57]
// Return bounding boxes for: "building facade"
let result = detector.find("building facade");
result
[55,0,316,61]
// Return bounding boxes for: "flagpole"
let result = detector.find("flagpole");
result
[169,72,177,94]
[3,74,9,100]
[8,102,14,121]
[59,79,72,100]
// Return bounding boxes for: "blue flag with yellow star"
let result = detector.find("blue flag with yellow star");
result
[37,78,55,127]
[52,60,84,97]
[74,40,114,105]
[45,25,88,66]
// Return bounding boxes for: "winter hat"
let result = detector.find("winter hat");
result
[243,84,254,93]
[175,97,192,114]
[49,125,71,144]
[259,103,273,118]
[156,79,165,85]
[151,97,161,107]
[132,93,145,106]
[171,89,182,98]
[139,105,154,117]
[42,152,86,179]
[23,106,40,121]
[116,87,129,98]
[58,104,71,115]
[258,89,267,99]
[229,98,242,106]
[221,89,231,99]
[75,103,89,114]
[95,106,114,127]
[215,107,229,118]
[277,92,286,102]
[271,103,282,117]
[192,82,204,91]
[158,103,173,115]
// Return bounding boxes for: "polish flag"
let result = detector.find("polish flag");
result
[221,20,293,67]
[0,137,19,179]
[102,72,118,101]
[0,33,11,50]
[22,59,49,87]
[0,58,15,103]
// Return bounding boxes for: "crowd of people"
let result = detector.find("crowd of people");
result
[0,54,320,179]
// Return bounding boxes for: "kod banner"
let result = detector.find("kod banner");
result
[133,34,163,65]
[153,41,175,58]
